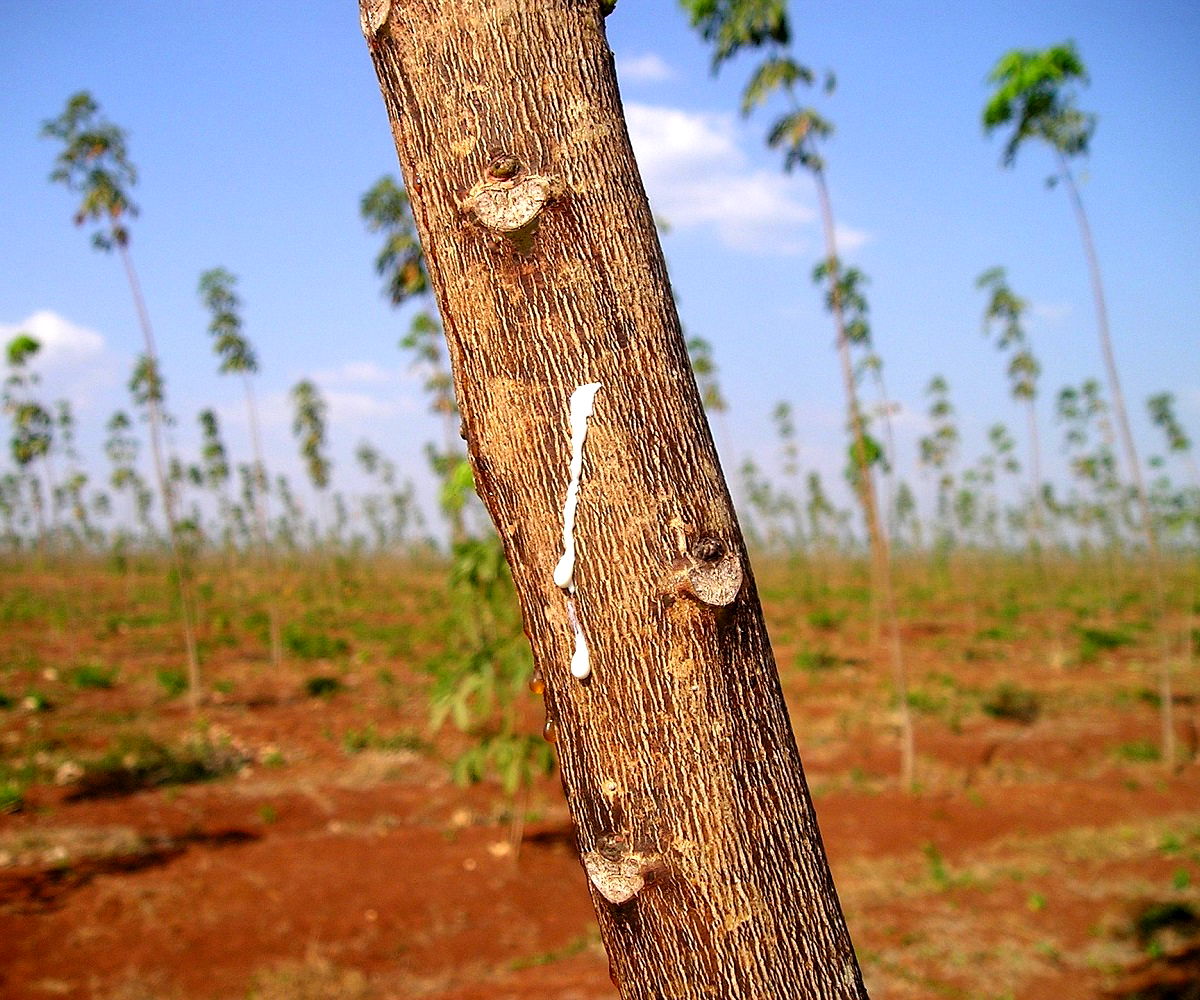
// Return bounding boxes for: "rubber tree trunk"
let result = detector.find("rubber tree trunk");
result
[361,2,868,996]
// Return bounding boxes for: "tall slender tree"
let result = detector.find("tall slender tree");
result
[984,44,1175,764]
[199,267,283,666]
[361,1,868,994]
[43,92,202,709]
[290,379,331,542]
[689,1,915,787]
[977,266,1045,554]
[3,334,55,551]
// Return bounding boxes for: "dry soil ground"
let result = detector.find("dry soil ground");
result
[1,556,1198,999]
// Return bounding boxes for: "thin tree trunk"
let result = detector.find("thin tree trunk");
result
[117,243,202,711]
[812,167,915,790]
[1025,396,1045,566]
[244,375,283,668]
[1058,156,1174,766]
[362,2,868,995]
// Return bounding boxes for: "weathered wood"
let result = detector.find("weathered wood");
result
[362,2,868,996]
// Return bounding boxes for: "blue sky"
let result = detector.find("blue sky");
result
[1,1,1197,534]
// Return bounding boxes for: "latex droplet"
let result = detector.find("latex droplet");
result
[542,718,558,743]
[528,671,545,695]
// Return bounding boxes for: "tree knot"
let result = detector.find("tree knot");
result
[582,832,664,905]
[462,160,561,237]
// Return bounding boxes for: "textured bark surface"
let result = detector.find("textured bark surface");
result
[362,2,868,996]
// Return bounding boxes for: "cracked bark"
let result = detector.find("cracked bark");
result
[362,1,868,996]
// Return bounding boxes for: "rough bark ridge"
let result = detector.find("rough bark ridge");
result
[362,2,867,996]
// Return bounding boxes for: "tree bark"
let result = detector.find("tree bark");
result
[362,2,868,996]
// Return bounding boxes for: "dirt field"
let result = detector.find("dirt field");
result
[1,555,1197,999]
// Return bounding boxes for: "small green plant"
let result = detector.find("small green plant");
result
[341,724,425,755]
[68,661,118,690]
[806,607,846,631]
[906,688,947,717]
[69,730,249,800]
[156,668,188,699]
[1078,625,1134,663]
[1114,740,1161,764]
[303,675,343,699]
[0,780,25,814]
[922,842,952,890]
[284,624,349,661]
[795,646,842,672]
[426,532,555,795]
[982,683,1040,724]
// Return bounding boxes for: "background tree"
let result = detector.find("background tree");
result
[290,378,331,542]
[199,267,283,666]
[361,0,868,995]
[43,91,202,709]
[1148,393,1198,489]
[361,175,469,541]
[977,266,1045,554]
[696,0,915,788]
[3,334,55,551]
[983,45,1176,764]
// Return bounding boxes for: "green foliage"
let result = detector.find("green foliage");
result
[452,733,555,796]
[361,175,429,306]
[1114,740,1161,764]
[741,55,813,115]
[978,267,1040,402]
[1148,393,1192,455]
[0,780,24,814]
[68,661,119,690]
[155,668,188,699]
[983,42,1094,170]
[4,334,54,471]
[5,333,41,369]
[41,91,139,252]
[765,108,834,174]
[341,725,426,755]
[981,683,1040,724]
[285,622,349,660]
[290,379,331,492]
[679,0,789,69]
[129,353,166,412]
[303,674,344,698]
[69,729,248,800]
[795,646,842,672]
[425,529,551,795]
[196,409,230,490]
[199,267,259,375]
[806,606,846,631]
[1077,625,1134,662]
[686,335,727,413]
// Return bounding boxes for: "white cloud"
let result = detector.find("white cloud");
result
[0,310,116,411]
[626,103,834,255]
[0,310,105,369]
[618,53,674,82]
